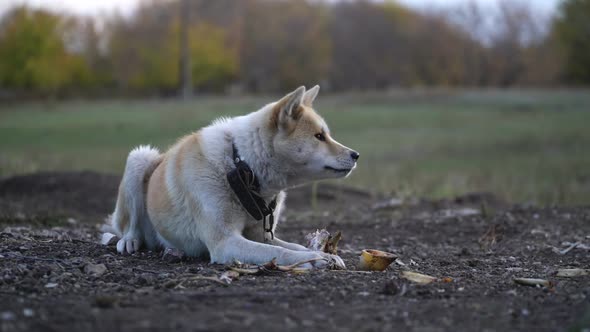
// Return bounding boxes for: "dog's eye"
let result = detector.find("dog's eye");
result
[314,133,326,142]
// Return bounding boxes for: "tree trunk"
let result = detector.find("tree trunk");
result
[179,0,192,99]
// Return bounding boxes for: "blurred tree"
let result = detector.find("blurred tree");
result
[0,0,574,97]
[450,0,560,86]
[0,6,92,96]
[240,0,331,92]
[329,1,474,89]
[330,1,414,90]
[71,18,114,89]
[107,1,237,93]
[554,0,590,83]
[408,13,475,86]
[188,23,238,90]
[179,0,192,99]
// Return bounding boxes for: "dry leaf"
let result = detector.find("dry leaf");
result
[513,277,552,287]
[219,270,240,284]
[556,268,588,277]
[305,229,342,255]
[401,271,437,284]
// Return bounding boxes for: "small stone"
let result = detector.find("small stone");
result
[163,280,178,289]
[100,233,119,246]
[44,283,59,288]
[134,274,154,286]
[1,311,16,321]
[459,248,470,256]
[382,280,399,295]
[94,295,118,308]
[84,263,108,277]
[372,198,404,210]
[162,248,185,263]
[157,273,171,279]
[22,308,34,317]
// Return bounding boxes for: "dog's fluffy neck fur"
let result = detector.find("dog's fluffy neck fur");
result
[225,103,298,198]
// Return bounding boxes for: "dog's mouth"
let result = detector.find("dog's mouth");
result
[324,166,353,173]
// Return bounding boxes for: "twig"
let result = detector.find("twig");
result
[478,224,498,250]
[559,242,580,255]
[2,253,67,264]
[70,238,99,245]
[181,276,229,286]
[514,277,553,288]
[229,257,326,275]
[229,267,261,275]
[133,267,160,274]
[280,258,325,271]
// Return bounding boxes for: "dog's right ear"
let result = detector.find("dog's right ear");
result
[274,86,305,129]
[302,85,320,107]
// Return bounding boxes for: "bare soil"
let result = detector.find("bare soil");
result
[0,171,589,332]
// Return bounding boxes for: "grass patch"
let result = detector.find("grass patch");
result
[1,90,589,205]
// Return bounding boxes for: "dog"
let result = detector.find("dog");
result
[103,85,359,269]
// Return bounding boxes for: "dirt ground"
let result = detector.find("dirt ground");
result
[0,171,589,332]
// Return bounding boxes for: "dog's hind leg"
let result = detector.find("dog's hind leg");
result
[108,145,161,254]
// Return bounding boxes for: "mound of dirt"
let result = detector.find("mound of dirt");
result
[0,171,376,222]
[0,172,588,331]
[0,171,119,221]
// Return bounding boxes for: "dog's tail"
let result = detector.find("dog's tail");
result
[104,145,162,241]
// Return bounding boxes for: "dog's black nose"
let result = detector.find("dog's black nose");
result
[350,151,360,161]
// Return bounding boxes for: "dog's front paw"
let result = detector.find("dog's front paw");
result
[116,235,141,254]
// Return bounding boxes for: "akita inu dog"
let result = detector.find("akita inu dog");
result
[103,86,359,269]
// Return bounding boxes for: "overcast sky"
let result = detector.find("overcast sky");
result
[0,0,562,18]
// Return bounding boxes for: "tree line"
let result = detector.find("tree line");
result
[0,0,589,98]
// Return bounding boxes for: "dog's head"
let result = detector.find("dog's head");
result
[270,86,359,183]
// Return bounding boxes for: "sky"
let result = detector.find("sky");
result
[0,0,562,18]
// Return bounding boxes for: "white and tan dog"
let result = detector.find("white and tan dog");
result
[103,86,359,269]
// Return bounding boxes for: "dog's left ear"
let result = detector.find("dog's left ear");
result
[302,85,320,107]
[275,86,305,128]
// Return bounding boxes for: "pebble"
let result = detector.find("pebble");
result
[1,311,16,321]
[84,263,108,277]
[382,280,399,295]
[100,233,119,246]
[94,295,118,309]
[162,248,185,263]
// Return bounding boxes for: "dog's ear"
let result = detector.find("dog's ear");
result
[275,86,305,128]
[302,85,320,107]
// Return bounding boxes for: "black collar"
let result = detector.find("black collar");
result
[226,142,277,239]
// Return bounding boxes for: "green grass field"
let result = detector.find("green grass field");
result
[1,89,589,205]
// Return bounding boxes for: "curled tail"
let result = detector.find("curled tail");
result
[103,145,162,253]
